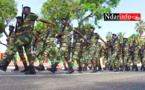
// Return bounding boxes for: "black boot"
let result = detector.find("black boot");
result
[63,66,68,71]
[98,65,102,71]
[0,59,9,71]
[83,64,88,71]
[132,66,134,71]
[92,66,97,73]
[47,64,57,73]
[114,67,119,72]
[77,66,82,71]
[25,66,36,75]
[89,66,92,70]
[125,65,129,71]
[135,66,138,71]
[35,64,45,71]
[14,65,19,71]
[66,66,74,74]
[21,63,29,72]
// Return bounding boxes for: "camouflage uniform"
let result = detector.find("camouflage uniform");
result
[142,50,145,70]
[132,46,139,70]
[0,13,40,73]
[117,47,123,69]
[108,39,119,70]
[55,26,72,67]
[122,42,130,70]
[72,37,83,69]
[88,33,100,71]
[93,43,101,69]
[104,45,112,69]
[80,40,90,70]
[41,32,57,66]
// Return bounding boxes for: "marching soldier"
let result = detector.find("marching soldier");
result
[0,6,56,74]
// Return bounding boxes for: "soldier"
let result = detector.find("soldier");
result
[117,44,123,71]
[108,34,119,72]
[72,32,83,71]
[48,18,87,74]
[80,37,90,71]
[139,45,144,71]
[87,27,106,73]
[33,31,45,71]
[0,6,56,74]
[93,40,102,71]
[141,45,145,71]
[36,25,57,71]
[122,38,130,71]
[132,42,139,71]
[6,25,19,71]
[104,41,112,70]
[48,18,73,74]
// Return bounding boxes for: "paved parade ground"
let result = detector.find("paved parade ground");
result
[0,68,145,90]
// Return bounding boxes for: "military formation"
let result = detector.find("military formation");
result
[0,6,145,75]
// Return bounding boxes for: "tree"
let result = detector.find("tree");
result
[35,0,120,34]
[135,20,145,37]
[0,0,17,34]
[106,32,112,41]
[35,0,73,33]
[71,0,120,31]
[117,32,125,44]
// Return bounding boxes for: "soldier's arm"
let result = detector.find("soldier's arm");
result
[39,19,56,27]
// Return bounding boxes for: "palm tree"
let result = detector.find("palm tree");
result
[106,32,112,41]
[117,32,125,44]
[135,20,145,37]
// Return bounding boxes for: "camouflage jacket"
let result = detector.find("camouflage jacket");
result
[22,13,40,33]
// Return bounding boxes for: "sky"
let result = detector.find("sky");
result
[0,0,145,53]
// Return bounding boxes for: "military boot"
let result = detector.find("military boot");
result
[21,63,29,72]
[35,64,45,71]
[66,66,74,74]
[25,66,36,75]
[0,59,9,71]
[14,65,19,71]
[47,64,57,73]
[92,66,97,73]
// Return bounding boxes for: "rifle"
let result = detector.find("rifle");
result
[22,5,24,24]
[0,41,8,47]
[3,30,9,38]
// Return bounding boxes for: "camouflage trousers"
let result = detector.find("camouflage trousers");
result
[80,50,89,67]
[41,46,57,66]
[72,49,81,66]
[0,33,34,66]
[132,55,138,67]
[126,55,133,67]
[1,38,27,66]
[118,56,123,68]
[93,55,101,67]
[142,57,145,67]
[108,52,118,69]
[55,46,72,67]
[104,56,111,68]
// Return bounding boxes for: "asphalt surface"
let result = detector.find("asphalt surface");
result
[0,69,145,90]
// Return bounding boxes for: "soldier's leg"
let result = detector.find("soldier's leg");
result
[133,56,138,71]
[142,57,145,71]
[18,46,29,72]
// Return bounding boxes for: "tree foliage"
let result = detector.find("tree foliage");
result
[0,0,17,34]
[34,0,120,34]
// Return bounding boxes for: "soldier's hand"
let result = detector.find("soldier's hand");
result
[87,40,90,44]
[33,43,35,46]
[6,38,9,41]
[43,39,46,42]
[37,38,40,42]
